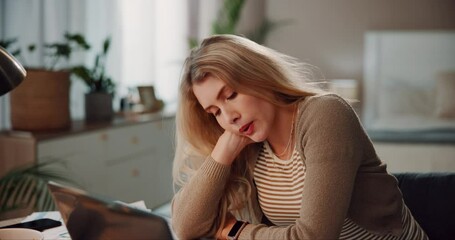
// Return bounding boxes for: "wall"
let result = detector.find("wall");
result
[192,0,265,42]
[265,0,455,88]
[265,0,455,172]
[0,0,86,129]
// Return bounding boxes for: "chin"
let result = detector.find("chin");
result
[249,137,261,143]
[250,133,267,143]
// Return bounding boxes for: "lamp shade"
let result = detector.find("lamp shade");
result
[0,46,26,96]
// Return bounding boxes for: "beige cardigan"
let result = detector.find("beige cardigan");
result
[172,94,404,239]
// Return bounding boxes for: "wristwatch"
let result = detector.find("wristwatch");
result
[227,220,248,240]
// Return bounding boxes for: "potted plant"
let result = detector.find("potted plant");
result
[0,48,74,220]
[0,160,73,220]
[1,33,90,131]
[189,0,288,48]
[72,37,116,122]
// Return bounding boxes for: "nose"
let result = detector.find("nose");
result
[223,106,240,124]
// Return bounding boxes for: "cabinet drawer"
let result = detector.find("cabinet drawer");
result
[105,119,172,161]
[34,117,175,206]
[38,132,101,159]
[105,152,173,208]
[106,124,155,159]
[37,133,107,193]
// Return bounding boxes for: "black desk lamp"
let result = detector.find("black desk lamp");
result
[0,46,26,96]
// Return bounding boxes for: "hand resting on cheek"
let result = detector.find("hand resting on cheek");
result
[211,130,254,165]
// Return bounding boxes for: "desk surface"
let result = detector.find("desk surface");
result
[0,206,174,240]
[0,211,70,240]
[0,216,23,228]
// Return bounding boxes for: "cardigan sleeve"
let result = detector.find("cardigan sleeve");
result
[171,156,231,239]
[239,94,364,239]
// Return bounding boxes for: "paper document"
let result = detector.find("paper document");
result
[22,200,151,240]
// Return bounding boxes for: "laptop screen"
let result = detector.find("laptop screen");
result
[47,181,174,240]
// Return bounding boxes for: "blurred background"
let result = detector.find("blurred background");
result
[1,0,454,122]
[0,0,454,220]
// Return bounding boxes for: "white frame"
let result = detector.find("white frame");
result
[362,31,455,130]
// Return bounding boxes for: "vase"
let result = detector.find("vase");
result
[85,92,113,122]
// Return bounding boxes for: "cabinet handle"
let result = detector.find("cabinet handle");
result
[131,136,139,144]
[131,168,140,177]
[100,133,108,141]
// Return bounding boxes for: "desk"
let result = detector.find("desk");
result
[0,211,69,240]
[0,204,174,240]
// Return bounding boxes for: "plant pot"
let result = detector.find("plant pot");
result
[10,69,71,131]
[85,92,113,122]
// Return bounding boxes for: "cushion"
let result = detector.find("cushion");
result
[393,172,455,240]
[378,79,434,118]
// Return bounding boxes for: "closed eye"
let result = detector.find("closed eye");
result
[227,92,237,100]
[209,89,236,117]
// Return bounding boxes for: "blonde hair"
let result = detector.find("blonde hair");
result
[173,34,322,225]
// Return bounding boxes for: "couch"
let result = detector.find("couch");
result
[393,172,455,240]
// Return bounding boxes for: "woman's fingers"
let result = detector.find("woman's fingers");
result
[211,131,253,165]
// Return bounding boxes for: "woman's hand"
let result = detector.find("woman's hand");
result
[211,130,253,165]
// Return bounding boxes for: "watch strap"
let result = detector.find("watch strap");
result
[227,220,248,240]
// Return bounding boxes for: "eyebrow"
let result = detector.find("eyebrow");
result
[203,85,227,112]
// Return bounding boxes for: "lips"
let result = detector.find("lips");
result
[239,122,254,135]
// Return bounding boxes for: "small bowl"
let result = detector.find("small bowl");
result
[0,228,43,240]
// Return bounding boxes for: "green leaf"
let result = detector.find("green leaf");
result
[72,66,93,86]
[55,44,71,59]
[212,0,245,35]
[65,33,90,50]
[10,175,32,207]
[11,49,21,56]
[103,38,111,55]
[0,38,22,58]
[1,32,93,70]
[0,160,74,215]
[188,38,199,49]
[94,55,100,70]
[28,45,36,52]
[71,36,115,94]
[0,38,18,48]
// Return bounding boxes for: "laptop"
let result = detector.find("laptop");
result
[47,181,174,240]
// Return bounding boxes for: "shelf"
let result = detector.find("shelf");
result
[0,103,176,142]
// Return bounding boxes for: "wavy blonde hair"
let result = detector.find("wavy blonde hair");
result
[173,34,322,224]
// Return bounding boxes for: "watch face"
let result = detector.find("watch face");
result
[228,221,245,238]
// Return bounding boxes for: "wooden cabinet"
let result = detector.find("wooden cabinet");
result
[37,131,106,192]
[0,134,36,177]
[102,119,175,207]
[0,114,175,209]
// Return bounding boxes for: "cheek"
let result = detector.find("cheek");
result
[215,117,228,131]
[253,122,270,142]
[216,117,240,133]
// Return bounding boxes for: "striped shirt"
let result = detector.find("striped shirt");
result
[254,141,305,225]
[254,142,428,239]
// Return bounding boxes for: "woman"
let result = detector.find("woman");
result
[171,34,427,240]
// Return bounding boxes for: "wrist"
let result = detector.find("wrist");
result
[218,215,237,239]
[226,220,248,240]
[211,145,236,165]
